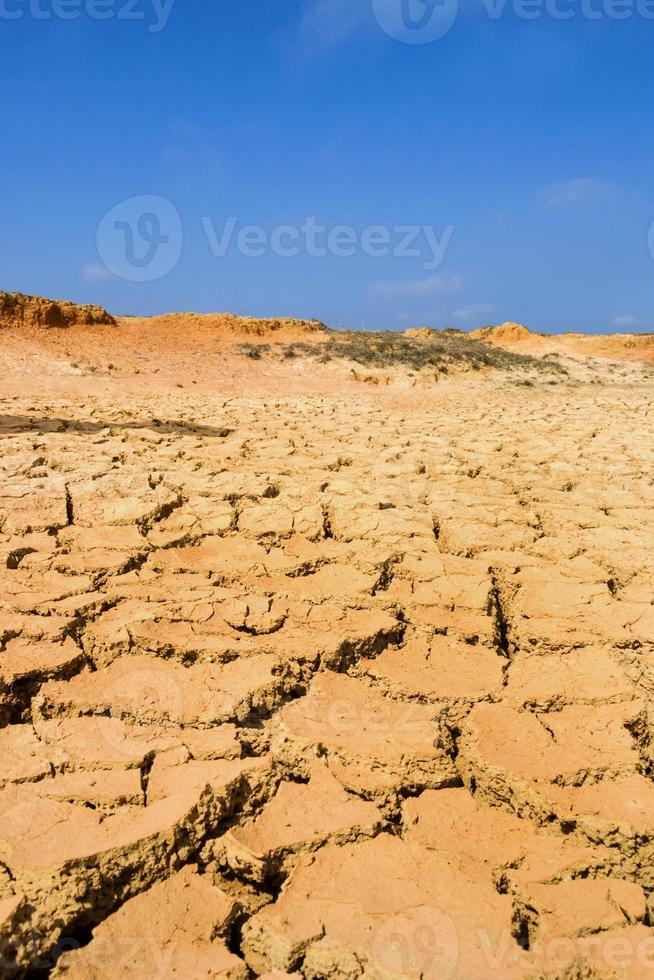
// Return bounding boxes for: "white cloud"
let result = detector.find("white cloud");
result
[539,178,617,210]
[450,303,495,325]
[81,262,113,282]
[371,274,464,300]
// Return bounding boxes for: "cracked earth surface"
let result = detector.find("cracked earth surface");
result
[1,320,654,978]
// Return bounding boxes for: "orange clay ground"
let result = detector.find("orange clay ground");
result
[1,291,654,978]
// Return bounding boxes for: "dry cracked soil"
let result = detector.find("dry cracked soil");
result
[1,295,654,979]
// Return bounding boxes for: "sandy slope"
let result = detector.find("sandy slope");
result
[1,295,654,977]
[471,320,654,365]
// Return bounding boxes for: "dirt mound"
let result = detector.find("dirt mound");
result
[231,313,327,337]
[403,327,436,340]
[132,311,328,339]
[561,331,654,364]
[471,322,534,342]
[470,320,654,366]
[404,327,466,339]
[0,291,116,330]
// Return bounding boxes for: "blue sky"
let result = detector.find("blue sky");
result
[1,0,652,332]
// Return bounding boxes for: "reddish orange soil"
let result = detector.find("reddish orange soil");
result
[1,294,654,977]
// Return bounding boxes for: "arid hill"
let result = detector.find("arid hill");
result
[471,322,534,342]
[0,291,116,329]
[0,291,328,340]
[121,311,329,341]
[471,319,654,365]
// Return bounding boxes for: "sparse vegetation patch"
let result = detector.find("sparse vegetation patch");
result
[238,329,568,378]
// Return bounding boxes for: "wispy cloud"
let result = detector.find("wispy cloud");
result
[81,262,113,282]
[612,315,652,331]
[371,274,464,300]
[296,0,369,51]
[539,178,617,210]
[450,303,495,325]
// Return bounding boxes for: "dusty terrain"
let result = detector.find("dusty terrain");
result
[1,293,654,978]
[471,322,654,367]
